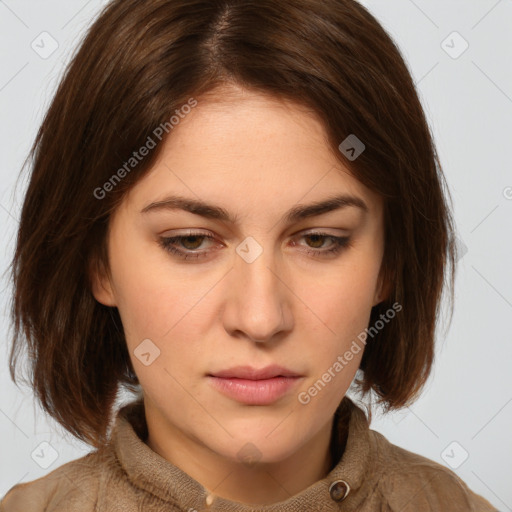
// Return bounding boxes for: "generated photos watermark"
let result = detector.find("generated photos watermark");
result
[93,98,198,200]
[297,301,402,405]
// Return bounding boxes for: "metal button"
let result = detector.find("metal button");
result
[329,480,350,502]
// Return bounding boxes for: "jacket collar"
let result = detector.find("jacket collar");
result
[112,396,378,511]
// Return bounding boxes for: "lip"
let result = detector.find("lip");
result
[208,364,301,380]
[207,375,303,405]
[207,365,303,405]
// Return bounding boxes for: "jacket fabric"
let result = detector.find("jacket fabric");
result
[0,396,498,511]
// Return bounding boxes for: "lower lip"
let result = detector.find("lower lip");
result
[207,376,302,405]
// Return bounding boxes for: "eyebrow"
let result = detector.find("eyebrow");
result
[140,193,368,224]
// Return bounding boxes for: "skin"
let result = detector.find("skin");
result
[92,84,388,506]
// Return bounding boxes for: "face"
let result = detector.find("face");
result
[92,85,386,467]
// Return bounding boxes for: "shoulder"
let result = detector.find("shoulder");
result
[368,429,498,511]
[0,448,113,512]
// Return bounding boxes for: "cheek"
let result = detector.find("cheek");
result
[107,235,179,343]
[307,258,380,333]
[298,257,379,390]
[113,272,196,346]
[297,276,372,410]
[110,250,223,361]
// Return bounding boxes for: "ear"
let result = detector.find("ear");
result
[372,266,392,307]
[88,255,117,307]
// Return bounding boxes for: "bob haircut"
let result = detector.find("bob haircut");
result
[9,0,457,448]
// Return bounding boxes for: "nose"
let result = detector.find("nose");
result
[223,241,293,344]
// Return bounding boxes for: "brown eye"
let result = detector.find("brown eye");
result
[297,232,352,257]
[158,232,218,260]
[304,233,328,249]
[179,235,207,250]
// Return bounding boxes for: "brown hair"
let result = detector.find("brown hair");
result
[9,0,457,447]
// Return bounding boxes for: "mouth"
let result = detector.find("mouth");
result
[206,365,303,405]
[208,364,302,380]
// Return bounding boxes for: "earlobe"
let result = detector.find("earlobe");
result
[89,258,117,307]
[372,269,391,307]
[372,289,383,307]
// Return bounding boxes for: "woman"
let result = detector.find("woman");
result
[1,0,498,510]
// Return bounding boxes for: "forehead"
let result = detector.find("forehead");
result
[118,86,383,221]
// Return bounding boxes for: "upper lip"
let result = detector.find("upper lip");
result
[208,365,302,380]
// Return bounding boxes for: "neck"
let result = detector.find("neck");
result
[143,404,349,506]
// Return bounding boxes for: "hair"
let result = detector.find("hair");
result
[9,0,457,448]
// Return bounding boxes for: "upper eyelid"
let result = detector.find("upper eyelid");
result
[161,230,348,249]
[161,227,350,238]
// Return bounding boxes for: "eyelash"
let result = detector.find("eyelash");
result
[158,231,352,260]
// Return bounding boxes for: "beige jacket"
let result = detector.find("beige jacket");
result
[0,397,498,511]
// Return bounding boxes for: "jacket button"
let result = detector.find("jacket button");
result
[329,480,350,502]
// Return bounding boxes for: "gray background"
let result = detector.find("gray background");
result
[0,1,511,509]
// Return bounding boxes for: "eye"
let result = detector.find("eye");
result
[294,232,352,258]
[158,231,352,261]
[158,231,218,260]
